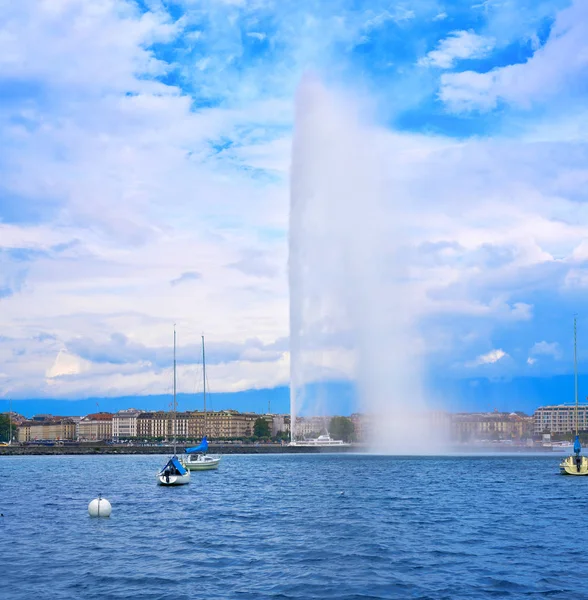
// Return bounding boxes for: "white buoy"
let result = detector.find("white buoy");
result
[88,495,112,518]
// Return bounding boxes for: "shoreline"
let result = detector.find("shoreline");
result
[0,443,565,456]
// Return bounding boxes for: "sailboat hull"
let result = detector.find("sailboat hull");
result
[157,471,191,485]
[560,455,588,475]
[182,454,221,471]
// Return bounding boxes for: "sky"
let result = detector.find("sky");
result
[1,0,588,416]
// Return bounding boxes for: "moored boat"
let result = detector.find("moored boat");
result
[158,455,191,485]
[182,335,221,471]
[552,442,573,452]
[157,326,190,486]
[290,433,349,447]
[560,317,588,476]
[184,437,221,471]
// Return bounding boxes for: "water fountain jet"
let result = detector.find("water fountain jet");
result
[289,76,448,454]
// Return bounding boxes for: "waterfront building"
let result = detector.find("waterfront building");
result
[202,410,256,439]
[451,411,533,441]
[17,417,77,442]
[133,409,290,440]
[77,412,113,441]
[534,404,588,434]
[136,411,190,440]
[269,414,290,437]
[112,408,142,440]
[295,416,330,438]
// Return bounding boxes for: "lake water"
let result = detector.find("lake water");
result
[0,453,586,599]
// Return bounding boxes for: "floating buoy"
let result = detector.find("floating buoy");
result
[88,495,112,518]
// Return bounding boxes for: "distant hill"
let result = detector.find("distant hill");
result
[3,375,579,417]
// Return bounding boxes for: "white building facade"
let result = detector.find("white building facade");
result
[534,404,588,434]
[112,409,142,440]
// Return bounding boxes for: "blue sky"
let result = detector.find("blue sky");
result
[1,0,588,415]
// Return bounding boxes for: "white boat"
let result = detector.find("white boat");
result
[560,317,588,476]
[157,455,191,486]
[157,326,190,486]
[182,335,221,471]
[552,442,574,452]
[183,440,221,471]
[290,433,350,447]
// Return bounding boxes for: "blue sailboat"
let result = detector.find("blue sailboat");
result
[560,317,588,475]
[182,336,221,471]
[157,327,191,485]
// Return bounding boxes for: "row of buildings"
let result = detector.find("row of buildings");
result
[9,404,588,444]
[15,409,290,443]
[295,411,535,442]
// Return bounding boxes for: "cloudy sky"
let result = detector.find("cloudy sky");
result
[1,0,587,412]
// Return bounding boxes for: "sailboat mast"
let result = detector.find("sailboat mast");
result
[202,335,206,437]
[575,316,579,437]
[9,398,12,445]
[173,325,177,455]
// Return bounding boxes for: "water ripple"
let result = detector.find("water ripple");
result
[0,454,584,599]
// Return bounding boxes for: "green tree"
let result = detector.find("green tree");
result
[329,416,355,442]
[253,417,271,438]
[0,414,14,443]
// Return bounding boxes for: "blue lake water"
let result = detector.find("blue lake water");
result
[0,453,586,599]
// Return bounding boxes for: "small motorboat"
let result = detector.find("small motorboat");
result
[157,455,191,486]
[183,436,221,471]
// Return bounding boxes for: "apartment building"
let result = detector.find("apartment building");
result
[452,411,533,441]
[534,404,588,434]
[18,417,77,442]
[77,412,114,441]
[112,409,142,440]
[136,411,190,440]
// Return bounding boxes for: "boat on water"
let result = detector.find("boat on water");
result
[560,317,588,476]
[158,455,191,486]
[184,436,221,470]
[552,442,574,452]
[157,326,190,486]
[290,433,350,447]
[182,335,221,471]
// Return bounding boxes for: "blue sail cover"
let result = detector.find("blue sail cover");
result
[574,435,582,454]
[162,456,188,475]
[186,436,208,454]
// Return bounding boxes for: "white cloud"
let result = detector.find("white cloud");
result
[247,32,266,41]
[46,349,90,379]
[468,349,508,366]
[530,341,562,359]
[440,0,588,110]
[527,357,536,365]
[419,30,495,69]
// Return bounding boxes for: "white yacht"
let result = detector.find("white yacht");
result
[552,442,574,452]
[290,433,350,447]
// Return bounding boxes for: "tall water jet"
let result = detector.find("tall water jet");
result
[289,76,446,452]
